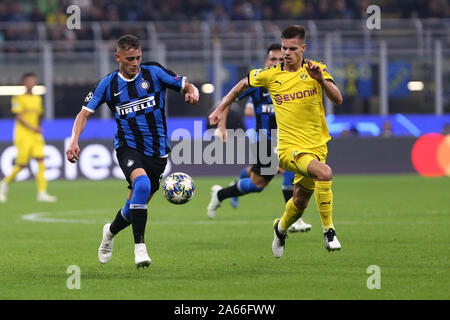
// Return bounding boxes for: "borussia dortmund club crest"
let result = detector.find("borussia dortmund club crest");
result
[300,72,308,81]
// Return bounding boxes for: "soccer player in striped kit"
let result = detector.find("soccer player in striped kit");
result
[66,35,199,268]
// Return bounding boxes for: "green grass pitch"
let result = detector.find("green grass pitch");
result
[0,174,448,300]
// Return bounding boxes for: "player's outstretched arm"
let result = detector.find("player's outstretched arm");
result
[66,109,92,163]
[208,77,249,126]
[183,82,200,105]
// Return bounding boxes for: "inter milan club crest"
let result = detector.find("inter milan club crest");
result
[300,72,308,81]
[140,80,150,90]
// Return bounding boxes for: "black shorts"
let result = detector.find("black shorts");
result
[249,140,277,182]
[116,146,168,194]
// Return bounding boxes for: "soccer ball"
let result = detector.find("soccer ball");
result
[162,172,195,205]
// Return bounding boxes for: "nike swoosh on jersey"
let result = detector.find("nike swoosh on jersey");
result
[114,91,123,96]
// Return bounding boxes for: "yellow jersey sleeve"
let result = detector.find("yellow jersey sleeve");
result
[248,66,275,88]
[11,96,23,114]
[318,62,334,82]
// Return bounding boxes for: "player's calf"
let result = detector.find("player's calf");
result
[129,175,151,244]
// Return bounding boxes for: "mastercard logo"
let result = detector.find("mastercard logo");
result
[411,133,450,177]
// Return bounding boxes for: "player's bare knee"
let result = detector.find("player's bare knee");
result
[316,165,332,181]
[250,174,269,190]
[292,196,308,211]
[254,179,269,189]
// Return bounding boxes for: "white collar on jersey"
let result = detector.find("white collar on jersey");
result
[118,71,139,82]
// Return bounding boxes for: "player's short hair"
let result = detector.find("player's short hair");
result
[117,35,141,51]
[267,43,282,54]
[21,72,36,82]
[281,25,306,41]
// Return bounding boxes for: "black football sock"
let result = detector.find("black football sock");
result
[109,209,131,235]
[282,189,293,203]
[130,209,147,244]
[217,183,244,202]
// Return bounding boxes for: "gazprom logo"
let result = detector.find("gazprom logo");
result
[116,96,155,116]
[274,88,318,105]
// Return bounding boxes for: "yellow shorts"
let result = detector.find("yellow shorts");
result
[14,134,45,165]
[278,144,328,192]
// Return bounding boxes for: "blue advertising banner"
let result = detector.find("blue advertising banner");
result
[388,62,411,97]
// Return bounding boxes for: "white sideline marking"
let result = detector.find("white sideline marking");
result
[28,209,436,226]
[22,211,109,224]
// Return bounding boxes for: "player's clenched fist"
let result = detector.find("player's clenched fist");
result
[184,83,200,105]
[66,144,80,163]
[208,108,222,126]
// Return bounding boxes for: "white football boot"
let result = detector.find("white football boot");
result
[323,228,341,252]
[98,223,114,264]
[272,219,288,258]
[288,218,312,233]
[134,243,151,269]
[206,185,222,219]
[0,180,8,203]
[37,191,57,202]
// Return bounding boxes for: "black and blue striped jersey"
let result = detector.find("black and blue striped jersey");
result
[82,62,185,157]
[238,87,276,141]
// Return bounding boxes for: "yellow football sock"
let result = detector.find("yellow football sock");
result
[280,197,304,232]
[36,161,47,193]
[314,180,334,230]
[4,165,22,184]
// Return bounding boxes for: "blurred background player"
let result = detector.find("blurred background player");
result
[209,25,343,257]
[66,35,199,269]
[0,73,57,203]
[208,43,311,232]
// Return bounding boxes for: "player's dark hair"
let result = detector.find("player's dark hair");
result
[267,43,282,54]
[281,25,306,41]
[21,72,36,82]
[117,34,141,51]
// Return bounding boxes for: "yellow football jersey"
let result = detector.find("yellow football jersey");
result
[248,59,333,151]
[11,94,43,139]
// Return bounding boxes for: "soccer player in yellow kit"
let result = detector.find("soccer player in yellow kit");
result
[0,73,57,203]
[209,25,343,257]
